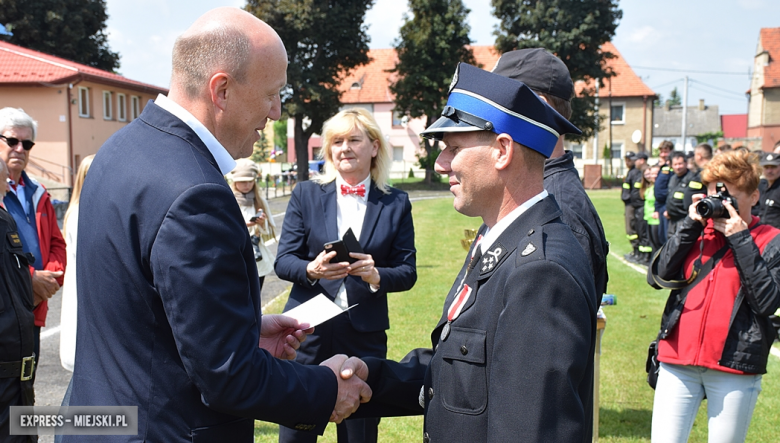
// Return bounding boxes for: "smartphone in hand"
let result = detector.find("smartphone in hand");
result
[323,240,354,263]
[249,209,264,222]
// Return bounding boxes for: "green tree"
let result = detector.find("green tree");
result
[246,0,373,181]
[0,0,119,71]
[667,87,682,107]
[390,0,476,185]
[250,133,269,163]
[273,119,287,155]
[491,0,622,141]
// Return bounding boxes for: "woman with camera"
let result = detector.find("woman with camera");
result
[650,149,780,443]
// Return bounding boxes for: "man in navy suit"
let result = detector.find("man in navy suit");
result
[65,8,370,442]
[275,108,416,443]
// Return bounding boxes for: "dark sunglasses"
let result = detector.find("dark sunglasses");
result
[0,135,35,150]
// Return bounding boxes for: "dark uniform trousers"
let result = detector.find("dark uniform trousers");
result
[759,178,780,229]
[0,209,36,443]
[622,168,642,250]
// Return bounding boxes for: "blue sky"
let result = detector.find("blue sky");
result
[104,0,780,115]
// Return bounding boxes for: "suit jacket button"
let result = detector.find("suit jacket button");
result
[460,345,468,355]
[428,387,434,399]
[423,432,430,443]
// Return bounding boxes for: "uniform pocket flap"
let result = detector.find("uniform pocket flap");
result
[440,327,486,364]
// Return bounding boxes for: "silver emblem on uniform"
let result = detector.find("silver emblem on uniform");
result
[441,322,451,341]
[448,66,459,93]
[521,243,536,256]
[419,385,425,408]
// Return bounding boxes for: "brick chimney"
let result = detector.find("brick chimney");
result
[699,99,705,111]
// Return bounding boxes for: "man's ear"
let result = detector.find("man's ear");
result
[208,72,230,112]
[494,133,514,171]
[750,188,760,207]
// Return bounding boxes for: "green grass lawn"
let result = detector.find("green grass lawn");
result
[256,189,780,442]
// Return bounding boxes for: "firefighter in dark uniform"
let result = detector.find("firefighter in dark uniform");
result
[665,151,694,236]
[681,143,712,216]
[759,152,780,229]
[0,158,36,443]
[654,141,674,243]
[622,151,643,262]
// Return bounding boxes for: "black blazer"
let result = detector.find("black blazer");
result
[358,196,597,442]
[67,102,337,442]
[275,180,416,332]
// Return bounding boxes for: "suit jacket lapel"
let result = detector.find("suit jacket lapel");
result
[359,182,383,246]
[321,181,339,242]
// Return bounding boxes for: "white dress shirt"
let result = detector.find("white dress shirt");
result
[478,190,549,254]
[154,94,236,175]
[333,174,373,309]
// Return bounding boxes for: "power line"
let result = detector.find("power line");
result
[689,79,747,98]
[688,84,747,102]
[633,65,749,76]
[649,78,684,91]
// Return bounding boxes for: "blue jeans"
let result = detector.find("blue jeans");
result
[651,362,762,443]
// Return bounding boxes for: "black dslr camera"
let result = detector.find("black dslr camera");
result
[695,182,738,219]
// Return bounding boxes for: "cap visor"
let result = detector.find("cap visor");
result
[420,115,483,139]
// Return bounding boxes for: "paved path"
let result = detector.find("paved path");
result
[34,188,451,442]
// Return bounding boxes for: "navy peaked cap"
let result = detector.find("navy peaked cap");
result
[420,63,582,158]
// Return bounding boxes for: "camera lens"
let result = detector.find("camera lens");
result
[696,197,726,219]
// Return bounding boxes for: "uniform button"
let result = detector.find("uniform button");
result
[460,346,468,355]
[428,387,434,399]
[423,432,430,443]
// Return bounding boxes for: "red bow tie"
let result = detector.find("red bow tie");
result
[340,183,366,197]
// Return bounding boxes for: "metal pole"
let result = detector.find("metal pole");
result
[594,81,600,164]
[681,75,689,152]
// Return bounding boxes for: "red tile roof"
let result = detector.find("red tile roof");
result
[340,44,652,103]
[758,27,780,89]
[576,42,655,98]
[721,114,748,138]
[0,41,167,94]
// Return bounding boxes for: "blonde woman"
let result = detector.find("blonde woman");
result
[229,158,277,288]
[60,154,94,371]
[275,108,416,443]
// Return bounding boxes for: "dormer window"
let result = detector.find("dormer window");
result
[351,82,362,90]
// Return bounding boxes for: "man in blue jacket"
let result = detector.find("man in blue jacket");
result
[66,8,370,442]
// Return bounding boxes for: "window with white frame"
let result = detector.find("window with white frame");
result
[610,103,625,124]
[611,142,624,159]
[103,91,113,120]
[117,93,127,121]
[78,87,90,118]
[392,110,404,127]
[569,143,583,159]
[131,96,141,119]
[393,146,404,162]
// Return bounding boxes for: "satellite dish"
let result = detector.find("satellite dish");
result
[631,129,642,144]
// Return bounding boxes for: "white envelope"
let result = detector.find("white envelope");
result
[282,294,357,328]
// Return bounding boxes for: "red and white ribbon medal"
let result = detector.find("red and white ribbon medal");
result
[441,284,472,341]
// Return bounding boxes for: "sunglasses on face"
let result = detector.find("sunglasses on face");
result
[0,135,35,151]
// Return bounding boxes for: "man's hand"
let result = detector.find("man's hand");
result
[320,355,371,423]
[347,253,380,287]
[306,250,350,281]
[652,211,659,220]
[32,270,63,306]
[259,314,313,360]
[712,200,748,237]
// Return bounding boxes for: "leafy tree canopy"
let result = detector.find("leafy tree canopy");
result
[246,0,374,181]
[390,0,476,184]
[0,0,119,71]
[491,0,622,141]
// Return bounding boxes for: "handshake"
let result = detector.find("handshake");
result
[320,355,371,423]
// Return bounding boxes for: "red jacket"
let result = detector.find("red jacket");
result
[27,174,67,327]
[659,216,778,374]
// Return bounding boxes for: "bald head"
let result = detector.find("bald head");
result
[171,7,284,98]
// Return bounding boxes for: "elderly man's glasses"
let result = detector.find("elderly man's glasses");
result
[0,135,35,150]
